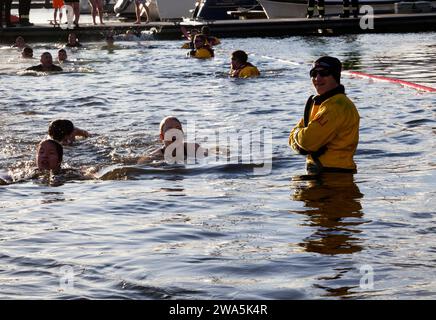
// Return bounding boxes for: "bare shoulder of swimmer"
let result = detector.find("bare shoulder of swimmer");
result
[137,148,164,164]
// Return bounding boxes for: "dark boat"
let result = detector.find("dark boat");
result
[192,0,264,20]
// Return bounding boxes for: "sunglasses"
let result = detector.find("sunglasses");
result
[310,69,332,78]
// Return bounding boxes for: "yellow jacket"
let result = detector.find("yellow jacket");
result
[231,63,260,78]
[191,47,214,59]
[289,86,360,172]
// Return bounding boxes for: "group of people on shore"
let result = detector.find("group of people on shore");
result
[0,0,106,28]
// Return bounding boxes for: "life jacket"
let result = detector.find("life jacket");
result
[289,85,360,173]
[231,62,260,78]
[189,45,214,59]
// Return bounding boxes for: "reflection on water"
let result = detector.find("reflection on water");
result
[292,173,364,255]
[0,32,435,299]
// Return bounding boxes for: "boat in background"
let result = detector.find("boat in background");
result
[258,0,435,18]
[191,0,264,20]
[113,0,196,21]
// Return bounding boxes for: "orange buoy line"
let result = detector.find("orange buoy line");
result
[343,71,436,93]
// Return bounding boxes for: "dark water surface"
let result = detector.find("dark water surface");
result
[0,31,435,299]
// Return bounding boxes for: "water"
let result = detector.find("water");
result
[0,27,435,299]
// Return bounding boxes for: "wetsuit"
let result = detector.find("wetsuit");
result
[0,0,13,27]
[19,0,32,26]
[307,0,325,18]
[26,64,63,72]
[289,85,360,174]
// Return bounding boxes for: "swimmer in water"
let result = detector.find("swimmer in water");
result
[48,119,90,146]
[101,35,120,51]
[229,50,260,78]
[65,33,83,48]
[21,46,33,59]
[180,27,199,49]
[36,139,63,173]
[200,26,221,46]
[57,48,68,63]
[26,52,63,72]
[137,116,208,164]
[12,36,27,50]
[188,34,214,59]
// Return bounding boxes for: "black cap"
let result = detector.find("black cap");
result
[310,56,342,83]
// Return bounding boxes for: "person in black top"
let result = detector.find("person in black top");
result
[26,52,63,72]
[0,0,14,28]
[340,0,359,18]
[306,0,325,18]
[19,0,33,26]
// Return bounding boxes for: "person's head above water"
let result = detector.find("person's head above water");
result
[40,52,54,68]
[200,26,210,36]
[21,47,33,59]
[309,56,342,95]
[105,35,114,46]
[68,33,79,44]
[58,49,67,62]
[48,119,75,145]
[36,139,63,171]
[159,116,183,147]
[231,50,248,69]
[193,34,207,49]
[14,36,26,48]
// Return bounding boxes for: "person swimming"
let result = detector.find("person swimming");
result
[188,34,214,59]
[48,119,90,146]
[12,36,27,50]
[21,46,33,59]
[200,26,221,46]
[57,48,68,63]
[65,33,83,48]
[180,27,199,49]
[26,52,63,72]
[36,139,63,173]
[230,50,260,78]
[137,116,207,164]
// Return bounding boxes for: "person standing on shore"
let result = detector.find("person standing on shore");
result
[289,56,360,174]
[340,0,359,18]
[64,0,80,28]
[18,0,34,26]
[306,0,325,18]
[89,0,105,25]
[0,0,14,28]
[52,0,64,25]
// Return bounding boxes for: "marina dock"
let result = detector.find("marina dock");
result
[1,12,436,43]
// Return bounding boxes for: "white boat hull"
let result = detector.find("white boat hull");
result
[114,0,196,20]
[258,0,434,18]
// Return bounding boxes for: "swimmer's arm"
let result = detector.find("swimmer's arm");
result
[180,26,192,41]
[73,127,90,138]
[137,148,164,164]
